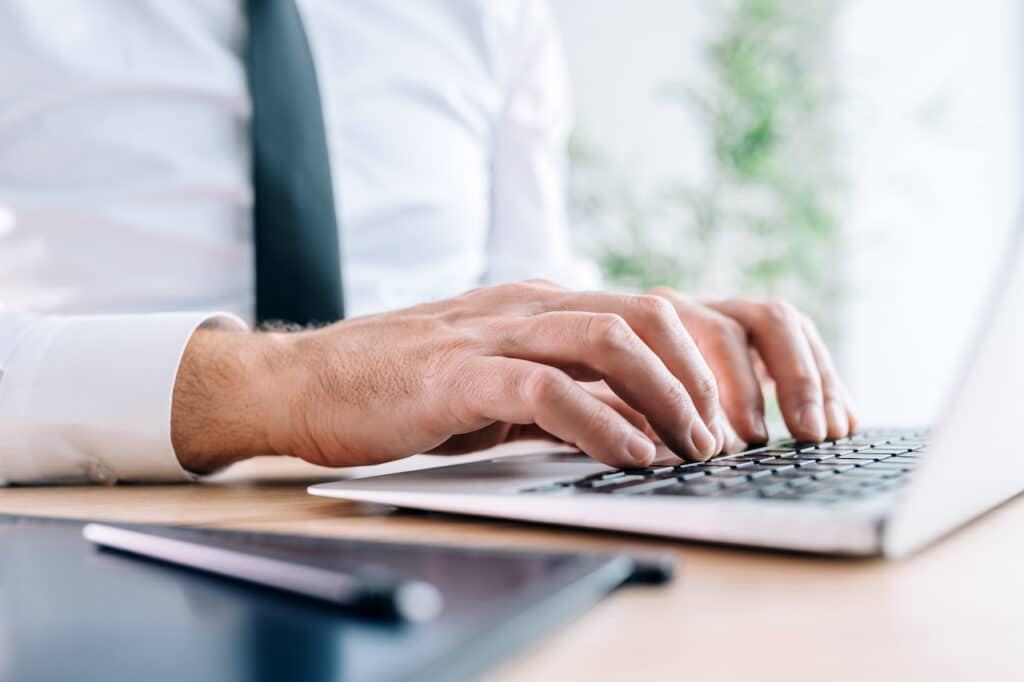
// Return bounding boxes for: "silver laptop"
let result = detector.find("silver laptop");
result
[310,222,1024,558]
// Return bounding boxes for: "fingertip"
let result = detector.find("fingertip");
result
[735,408,769,444]
[627,432,657,466]
[651,444,685,465]
[714,415,747,453]
[794,404,827,442]
[824,400,848,439]
[690,421,718,460]
[843,401,860,432]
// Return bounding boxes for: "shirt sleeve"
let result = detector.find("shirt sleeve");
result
[0,310,246,485]
[483,0,602,291]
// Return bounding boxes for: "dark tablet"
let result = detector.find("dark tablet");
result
[0,514,673,682]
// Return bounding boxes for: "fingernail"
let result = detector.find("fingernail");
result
[825,400,847,438]
[797,405,827,442]
[690,422,717,460]
[748,411,769,442]
[628,433,656,465]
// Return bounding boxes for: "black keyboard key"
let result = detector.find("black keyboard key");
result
[772,468,814,479]
[620,466,676,477]
[724,489,762,499]
[718,482,761,496]
[791,457,830,467]
[572,470,623,484]
[718,474,756,488]
[868,461,915,470]
[819,462,857,473]
[610,477,682,495]
[694,465,732,475]
[768,462,797,473]
[650,481,721,496]
[837,467,895,478]
[794,463,845,475]
[755,482,790,496]
[578,474,646,489]
[762,490,807,500]
[803,452,839,462]
[730,455,780,465]
[794,482,839,495]
[837,453,891,461]
[521,483,573,494]
[809,446,857,455]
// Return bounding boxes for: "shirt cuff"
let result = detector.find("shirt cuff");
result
[0,312,247,485]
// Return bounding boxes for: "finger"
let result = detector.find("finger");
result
[799,315,856,439]
[709,299,827,442]
[536,290,726,452]
[490,311,717,460]
[750,347,772,387]
[579,381,661,443]
[469,357,657,468]
[651,290,767,444]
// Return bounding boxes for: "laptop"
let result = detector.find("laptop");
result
[310,221,1024,558]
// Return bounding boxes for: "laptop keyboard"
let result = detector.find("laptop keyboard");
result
[521,430,927,504]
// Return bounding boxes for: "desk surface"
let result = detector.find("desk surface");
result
[1,455,1021,681]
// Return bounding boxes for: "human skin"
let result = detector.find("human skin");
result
[171,280,857,474]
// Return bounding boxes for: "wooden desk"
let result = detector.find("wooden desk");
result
[2,456,1021,681]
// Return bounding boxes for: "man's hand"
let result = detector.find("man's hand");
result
[171,281,855,473]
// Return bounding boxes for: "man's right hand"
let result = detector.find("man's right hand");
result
[171,280,853,473]
[171,280,735,473]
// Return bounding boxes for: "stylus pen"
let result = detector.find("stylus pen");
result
[81,523,443,623]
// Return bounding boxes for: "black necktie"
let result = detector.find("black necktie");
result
[245,0,344,325]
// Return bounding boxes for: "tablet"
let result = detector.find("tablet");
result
[0,514,673,682]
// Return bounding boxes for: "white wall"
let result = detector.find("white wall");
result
[552,0,1022,427]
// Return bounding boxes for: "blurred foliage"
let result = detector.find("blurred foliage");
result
[570,0,842,336]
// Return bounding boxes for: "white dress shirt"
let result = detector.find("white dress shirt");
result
[0,0,599,485]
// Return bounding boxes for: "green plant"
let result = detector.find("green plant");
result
[570,0,842,336]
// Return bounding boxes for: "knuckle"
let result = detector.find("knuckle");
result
[707,315,746,346]
[691,372,720,405]
[790,372,822,398]
[521,367,565,406]
[759,298,799,327]
[719,316,747,340]
[634,294,678,326]
[586,313,636,353]
[663,380,693,413]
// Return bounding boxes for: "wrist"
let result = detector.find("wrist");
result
[171,327,288,473]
